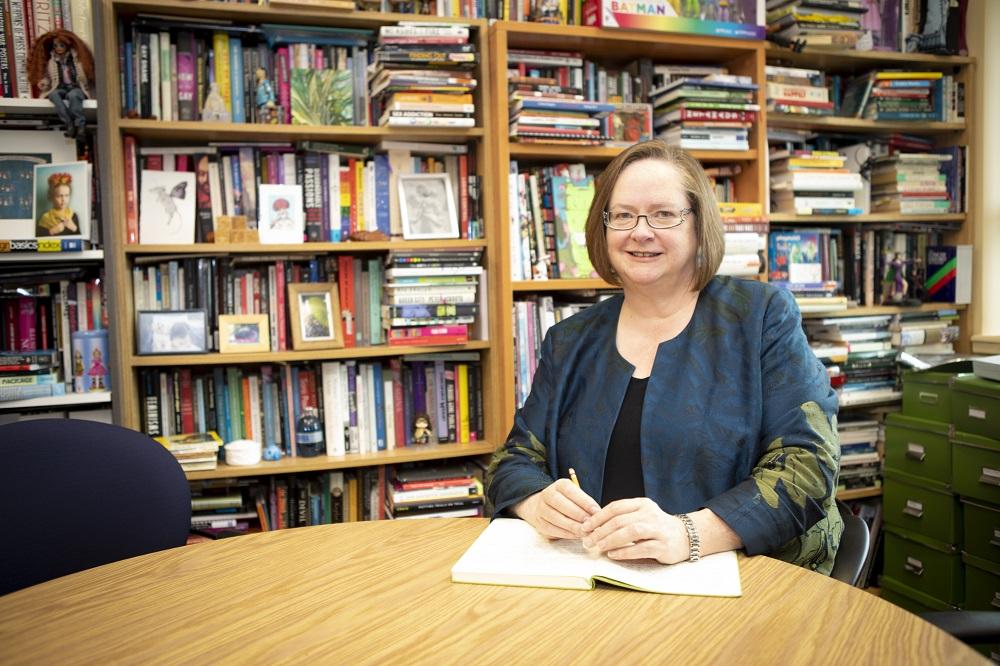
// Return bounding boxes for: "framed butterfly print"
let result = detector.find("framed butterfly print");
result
[138,170,197,244]
[32,161,91,241]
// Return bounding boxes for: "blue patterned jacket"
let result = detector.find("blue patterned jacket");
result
[486,276,844,574]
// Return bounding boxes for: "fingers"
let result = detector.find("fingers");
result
[582,497,647,536]
[548,479,600,522]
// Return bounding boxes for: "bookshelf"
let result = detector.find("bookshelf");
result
[95,0,501,489]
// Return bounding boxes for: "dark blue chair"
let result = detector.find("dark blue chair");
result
[830,500,871,587]
[0,419,191,595]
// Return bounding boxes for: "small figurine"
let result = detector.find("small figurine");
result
[36,172,80,237]
[87,347,107,390]
[532,0,563,23]
[202,82,231,123]
[262,442,283,461]
[254,67,278,124]
[883,252,909,304]
[27,29,95,140]
[412,412,432,445]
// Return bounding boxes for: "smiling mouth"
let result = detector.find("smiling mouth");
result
[627,251,661,257]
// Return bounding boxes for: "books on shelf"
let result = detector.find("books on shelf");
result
[765,65,832,116]
[652,73,759,151]
[770,150,863,216]
[766,0,868,50]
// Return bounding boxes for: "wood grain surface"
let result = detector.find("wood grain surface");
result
[0,519,985,665]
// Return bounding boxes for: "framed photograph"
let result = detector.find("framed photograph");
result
[606,103,654,148]
[139,169,197,244]
[0,130,78,240]
[398,173,459,240]
[32,161,91,241]
[218,314,271,353]
[287,282,343,350]
[257,184,305,244]
[136,310,209,355]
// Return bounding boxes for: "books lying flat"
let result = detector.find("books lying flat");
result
[451,518,742,597]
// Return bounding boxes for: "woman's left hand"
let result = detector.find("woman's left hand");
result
[581,497,688,564]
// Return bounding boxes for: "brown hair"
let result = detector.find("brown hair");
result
[27,29,95,94]
[585,140,725,292]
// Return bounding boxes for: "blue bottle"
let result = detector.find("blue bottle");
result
[295,407,324,457]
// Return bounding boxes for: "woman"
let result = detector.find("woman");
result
[36,172,80,236]
[486,141,842,573]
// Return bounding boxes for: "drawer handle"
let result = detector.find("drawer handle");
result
[969,407,987,421]
[906,443,926,462]
[919,391,939,404]
[981,468,1000,487]
[992,593,1000,609]
[990,529,1000,548]
[905,557,924,576]
[903,500,924,519]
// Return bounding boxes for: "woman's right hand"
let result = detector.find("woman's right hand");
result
[513,479,601,539]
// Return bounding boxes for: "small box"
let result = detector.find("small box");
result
[71,329,110,393]
[952,431,1000,505]
[901,368,962,424]
[580,0,764,39]
[973,355,1000,383]
[961,498,1000,565]
[952,376,1000,440]
[883,472,962,546]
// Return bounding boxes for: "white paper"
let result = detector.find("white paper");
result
[139,170,196,244]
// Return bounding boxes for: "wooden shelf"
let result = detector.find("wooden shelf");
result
[185,440,495,480]
[801,303,965,319]
[512,279,617,292]
[838,486,883,501]
[765,42,974,74]
[116,119,485,143]
[125,239,486,255]
[768,113,965,134]
[508,143,757,164]
[0,391,112,411]
[130,340,491,366]
[770,213,965,225]
[0,250,104,262]
[0,98,98,119]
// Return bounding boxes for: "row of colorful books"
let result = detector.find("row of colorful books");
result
[140,353,486,459]
[652,67,758,152]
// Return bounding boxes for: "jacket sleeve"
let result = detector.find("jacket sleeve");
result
[703,287,840,556]
[485,332,558,517]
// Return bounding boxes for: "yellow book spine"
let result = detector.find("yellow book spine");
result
[212,32,232,114]
[875,71,944,80]
[458,363,470,443]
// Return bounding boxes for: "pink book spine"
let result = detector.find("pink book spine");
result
[17,297,37,351]
[276,47,291,125]
[275,260,286,350]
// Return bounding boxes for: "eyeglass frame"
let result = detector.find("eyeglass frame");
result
[601,207,694,231]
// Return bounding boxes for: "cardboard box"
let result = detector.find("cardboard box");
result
[581,0,764,40]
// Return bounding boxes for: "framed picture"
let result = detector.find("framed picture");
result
[32,161,91,241]
[0,130,78,240]
[218,314,271,353]
[139,169,197,244]
[287,282,343,350]
[257,184,305,244]
[136,310,209,355]
[398,173,459,240]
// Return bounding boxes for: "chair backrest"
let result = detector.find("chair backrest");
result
[830,500,870,587]
[0,419,191,595]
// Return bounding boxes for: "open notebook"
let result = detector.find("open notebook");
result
[451,518,741,597]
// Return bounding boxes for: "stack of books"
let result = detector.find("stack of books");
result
[765,65,833,116]
[837,419,882,493]
[717,202,767,278]
[890,310,961,359]
[766,0,868,49]
[370,22,478,128]
[154,431,222,472]
[387,462,485,519]
[0,350,66,403]
[804,315,899,407]
[190,490,257,535]
[651,73,758,150]
[870,153,952,215]
[770,150,864,215]
[842,71,963,122]
[384,249,483,346]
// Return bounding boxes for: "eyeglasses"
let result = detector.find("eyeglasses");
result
[602,208,693,230]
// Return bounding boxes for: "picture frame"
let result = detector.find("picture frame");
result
[287,282,343,351]
[32,161,91,241]
[139,169,197,244]
[218,314,271,353]
[398,173,459,240]
[0,130,78,240]
[136,310,209,355]
[257,184,305,244]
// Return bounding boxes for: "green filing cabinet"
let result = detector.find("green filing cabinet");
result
[952,431,1000,506]
[962,498,1000,565]
[963,553,1000,611]
[883,413,953,487]
[882,525,964,606]
[952,376,1000,442]
[880,576,957,614]
[901,369,961,423]
[883,471,961,546]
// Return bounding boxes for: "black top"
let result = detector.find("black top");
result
[601,376,647,505]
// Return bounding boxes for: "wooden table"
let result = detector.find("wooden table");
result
[0,519,985,664]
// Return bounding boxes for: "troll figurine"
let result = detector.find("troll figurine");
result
[28,29,95,140]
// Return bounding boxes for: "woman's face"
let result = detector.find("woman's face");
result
[605,159,699,294]
[51,184,71,209]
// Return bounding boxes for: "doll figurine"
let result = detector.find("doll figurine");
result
[202,82,231,122]
[28,29,95,140]
[254,67,278,124]
[412,412,432,445]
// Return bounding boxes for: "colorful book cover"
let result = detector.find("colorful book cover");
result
[768,231,827,291]
[290,69,353,126]
[582,0,763,39]
[175,31,197,121]
[925,245,972,304]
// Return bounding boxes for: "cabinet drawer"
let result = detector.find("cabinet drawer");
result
[883,476,961,546]
[962,499,1000,565]
[953,376,1000,441]
[964,559,1000,612]
[880,576,957,614]
[884,413,952,487]
[883,528,963,606]
[953,433,1000,505]
[902,370,959,424]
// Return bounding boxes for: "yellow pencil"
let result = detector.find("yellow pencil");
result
[569,468,580,488]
